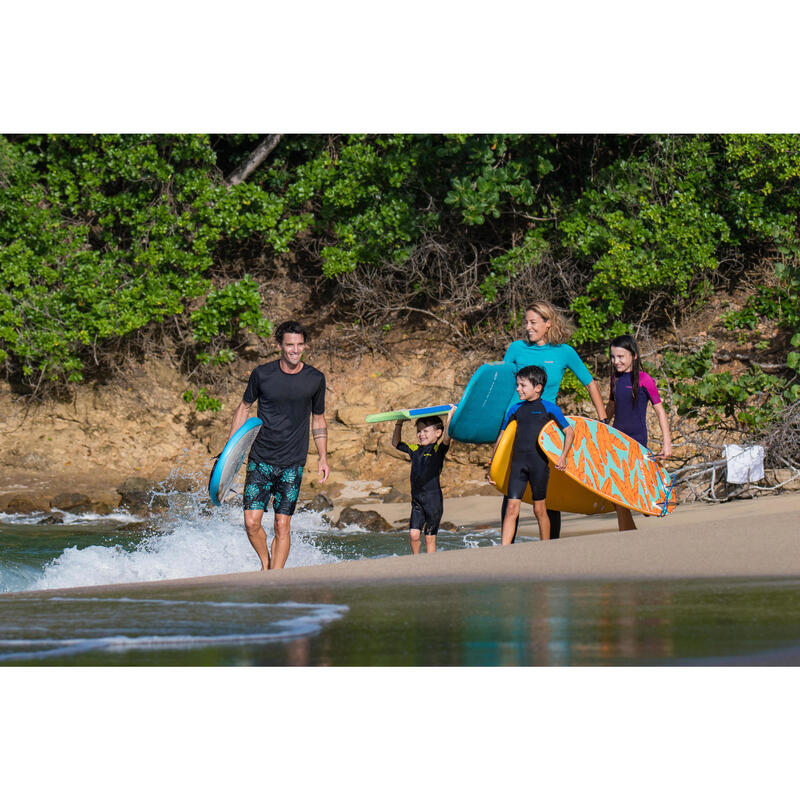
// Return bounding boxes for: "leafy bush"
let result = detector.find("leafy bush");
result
[661,343,800,432]
[182,387,223,413]
[4,132,800,437]
[190,277,272,343]
[0,135,275,389]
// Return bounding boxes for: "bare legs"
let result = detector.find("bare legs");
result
[243,509,293,570]
[409,529,437,554]
[501,496,562,542]
[503,498,550,544]
[270,514,293,568]
[532,499,550,541]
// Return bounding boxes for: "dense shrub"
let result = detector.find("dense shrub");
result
[2,133,799,432]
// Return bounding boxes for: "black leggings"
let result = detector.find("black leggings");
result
[501,496,561,542]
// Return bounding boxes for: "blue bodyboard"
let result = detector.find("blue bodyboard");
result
[448,362,518,444]
[208,417,263,506]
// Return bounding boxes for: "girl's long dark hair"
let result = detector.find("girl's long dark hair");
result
[609,334,641,408]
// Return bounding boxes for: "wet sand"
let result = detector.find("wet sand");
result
[16,492,800,599]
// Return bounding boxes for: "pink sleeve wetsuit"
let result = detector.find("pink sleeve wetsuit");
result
[611,371,661,447]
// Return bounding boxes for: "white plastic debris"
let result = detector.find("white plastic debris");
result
[724,444,765,484]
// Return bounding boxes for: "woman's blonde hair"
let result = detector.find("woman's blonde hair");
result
[526,300,575,345]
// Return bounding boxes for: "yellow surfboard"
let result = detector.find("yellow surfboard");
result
[490,419,616,515]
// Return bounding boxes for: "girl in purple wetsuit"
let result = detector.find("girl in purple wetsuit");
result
[605,335,673,531]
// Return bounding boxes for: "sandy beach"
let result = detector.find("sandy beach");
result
[20,492,799,600]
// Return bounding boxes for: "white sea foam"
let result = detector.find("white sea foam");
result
[0,598,349,662]
[0,509,143,525]
[32,504,339,591]
[0,563,42,594]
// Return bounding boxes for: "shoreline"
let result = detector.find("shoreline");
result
[7,492,800,599]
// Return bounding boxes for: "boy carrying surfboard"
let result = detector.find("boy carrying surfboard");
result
[391,408,455,555]
[487,365,574,544]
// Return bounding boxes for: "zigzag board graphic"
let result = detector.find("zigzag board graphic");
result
[538,416,676,517]
[490,419,616,515]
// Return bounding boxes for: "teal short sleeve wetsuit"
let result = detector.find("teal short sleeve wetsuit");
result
[503,340,593,407]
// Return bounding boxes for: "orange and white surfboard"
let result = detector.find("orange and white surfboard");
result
[490,416,676,516]
[539,416,676,516]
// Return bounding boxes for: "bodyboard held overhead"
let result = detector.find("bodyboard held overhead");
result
[538,416,676,517]
[448,362,518,444]
[490,420,616,515]
[365,404,454,424]
[208,417,263,506]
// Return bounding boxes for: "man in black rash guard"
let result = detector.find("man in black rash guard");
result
[227,320,329,570]
[392,410,453,554]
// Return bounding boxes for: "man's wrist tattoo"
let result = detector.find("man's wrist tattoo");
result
[312,428,327,439]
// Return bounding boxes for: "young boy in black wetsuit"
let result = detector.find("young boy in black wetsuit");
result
[392,409,453,554]
[488,365,574,545]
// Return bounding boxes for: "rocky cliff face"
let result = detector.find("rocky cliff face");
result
[0,334,628,514]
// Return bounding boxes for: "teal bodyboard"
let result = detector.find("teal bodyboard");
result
[208,417,263,506]
[365,404,453,423]
[448,362,518,443]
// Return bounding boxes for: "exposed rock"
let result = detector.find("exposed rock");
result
[51,492,92,513]
[38,512,65,525]
[459,481,501,497]
[0,337,620,511]
[4,494,51,513]
[438,521,457,532]
[378,439,411,461]
[362,432,381,453]
[335,406,372,427]
[335,479,385,500]
[89,491,122,515]
[117,476,168,514]
[383,486,410,503]
[302,492,334,512]
[324,427,364,456]
[159,474,199,493]
[118,521,153,533]
[2,449,52,469]
[337,506,393,532]
[117,476,151,506]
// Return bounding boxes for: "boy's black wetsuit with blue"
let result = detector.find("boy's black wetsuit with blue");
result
[395,439,449,535]
[501,399,571,501]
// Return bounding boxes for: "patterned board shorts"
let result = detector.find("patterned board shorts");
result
[243,461,304,516]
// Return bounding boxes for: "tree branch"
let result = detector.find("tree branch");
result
[225,134,283,187]
[383,306,465,337]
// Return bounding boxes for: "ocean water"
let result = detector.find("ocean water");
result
[0,494,505,595]
[2,492,800,666]
[0,489,503,664]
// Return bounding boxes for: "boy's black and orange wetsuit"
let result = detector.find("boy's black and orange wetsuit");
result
[395,439,449,535]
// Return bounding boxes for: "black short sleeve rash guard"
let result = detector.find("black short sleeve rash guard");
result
[243,361,326,466]
[395,440,449,497]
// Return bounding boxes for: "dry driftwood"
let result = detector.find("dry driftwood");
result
[668,401,800,503]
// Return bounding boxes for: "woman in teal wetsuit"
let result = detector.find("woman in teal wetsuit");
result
[500,300,607,539]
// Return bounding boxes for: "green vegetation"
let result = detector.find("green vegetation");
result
[0,135,276,390]
[660,344,800,433]
[1,133,798,434]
